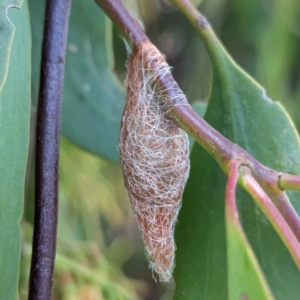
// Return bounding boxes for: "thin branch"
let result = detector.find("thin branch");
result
[94,0,257,174]
[279,173,300,191]
[94,0,300,241]
[225,160,241,222]
[28,1,71,299]
[170,0,208,33]
[95,0,147,46]
[170,0,300,244]
[241,168,300,269]
[270,191,300,242]
[225,161,274,299]
[92,0,298,185]
[168,0,231,68]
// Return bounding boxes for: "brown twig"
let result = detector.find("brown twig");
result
[169,0,300,244]
[94,0,300,249]
[94,0,147,45]
[94,1,257,172]
[29,0,71,299]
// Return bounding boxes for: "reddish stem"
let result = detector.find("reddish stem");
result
[226,160,241,221]
[270,191,300,242]
[94,0,300,250]
[279,173,300,191]
[226,161,274,299]
[95,0,237,170]
[241,170,300,269]
[94,0,147,45]
[171,0,300,258]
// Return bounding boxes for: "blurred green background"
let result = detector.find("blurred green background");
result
[21,0,300,299]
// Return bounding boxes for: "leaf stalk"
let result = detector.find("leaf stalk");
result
[279,173,300,191]
[241,168,300,270]
[226,161,274,300]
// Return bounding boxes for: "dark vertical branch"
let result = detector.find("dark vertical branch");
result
[28,1,71,299]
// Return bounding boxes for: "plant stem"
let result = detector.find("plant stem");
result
[171,0,300,246]
[95,0,243,171]
[94,0,300,237]
[28,1,71,299]
[169,0,232,69]
[94,0,147,45]
[225,161,274,300]
[241,169,300,269]
[226,160,241,221]
[270,191,300,242]
[279,173,300,191]
[170,0,208,32]
[225,160,241,219]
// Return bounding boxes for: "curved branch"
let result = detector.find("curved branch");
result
[241,168,300,269]
[94,0,264,174]
[170,0,300,243]
[94,0,147,46]
[94,0,300,247]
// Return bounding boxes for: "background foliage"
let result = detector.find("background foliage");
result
[16,0,300,299]
[0,1,31,298]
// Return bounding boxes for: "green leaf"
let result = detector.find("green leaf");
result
[226,217,274,300]
[0,1,18,89]
[254,1,300,133]
[29,0,125,162]
[0,1,31,298]
[174,16,300,300]
[225,164,274,300]
[255,0,299,100]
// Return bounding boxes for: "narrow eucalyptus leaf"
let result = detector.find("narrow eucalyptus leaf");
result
[0,1,31,298]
